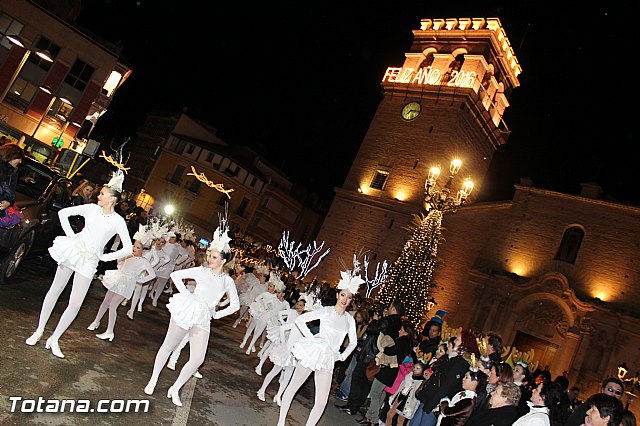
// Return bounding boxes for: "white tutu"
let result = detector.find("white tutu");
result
[265,322,281,343]
[101,270,136,299]
[290,336,339,371]
[268,341,296,368]
[166,292,211,330]
[48,235,99,279]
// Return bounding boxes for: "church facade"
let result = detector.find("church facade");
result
[314,17,640,409]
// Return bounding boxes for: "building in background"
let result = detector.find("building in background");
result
[0,0,130,163]
[313,17,640,414]
[131,111,325,247]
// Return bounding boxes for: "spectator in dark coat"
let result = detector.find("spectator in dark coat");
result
[465,382,521,426]
[565,377,624,426]
[415,310,447,365]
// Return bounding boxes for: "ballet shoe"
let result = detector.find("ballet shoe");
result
[167,386,182,407]
[26,330,43,346]
[232,323,238,329]
[251,346,256,353]
[144,381,156,395]
[255,366,262,376]
[87,321,100,331]
[137,305,143,312]
[245,347,252,356]
[126,311,134,320]
[45,337,65,359]
[257,390,266,402]
[152,301,158,307]
[121,299,128,306]
[193,370,203,379]
[167,361,176,371]
[239,341,246,349]
[96,332,115,342]
[274,394,282,406]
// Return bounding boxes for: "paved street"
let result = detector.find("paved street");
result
[0,257,361,425]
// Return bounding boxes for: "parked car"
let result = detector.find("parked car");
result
[0,156,71,284]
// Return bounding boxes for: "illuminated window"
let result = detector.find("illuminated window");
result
[370,170,390,190]
[554,226,584,264]
[65,59,95,92]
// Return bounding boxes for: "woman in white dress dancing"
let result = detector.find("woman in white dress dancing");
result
[276,270,362,426]
[87,239,156,341]
[25,170,132,359]
[144,223,239,406]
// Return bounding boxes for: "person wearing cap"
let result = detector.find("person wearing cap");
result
[415,310,447,364]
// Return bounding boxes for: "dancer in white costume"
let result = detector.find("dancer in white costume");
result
[144,223,239,406]
[256,297,308,400]
[127,237,169,319]
[150,231,180,306]
[276,271,362,426]
[233,264,268,328]
[240,272,280,355]
[255,288,292,374]
[87,240,156,341]
[25,170,132,359]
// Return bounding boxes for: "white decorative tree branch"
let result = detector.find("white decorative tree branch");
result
[363,255,388,298]
[278,231,302,273]
[297,240,331,281]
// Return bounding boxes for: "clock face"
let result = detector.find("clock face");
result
[401,101,421,121]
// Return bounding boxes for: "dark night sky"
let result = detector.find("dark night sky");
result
[74,1,637,205]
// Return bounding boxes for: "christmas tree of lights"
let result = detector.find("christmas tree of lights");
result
[376,209,443,326]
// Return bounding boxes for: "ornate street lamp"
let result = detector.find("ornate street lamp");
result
[424,159,474,212]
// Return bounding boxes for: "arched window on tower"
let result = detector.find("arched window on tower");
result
[554,226,584,264]
[443,53,465,83]
[418,53,435,69]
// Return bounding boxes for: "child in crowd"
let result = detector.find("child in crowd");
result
[387,361,426,426]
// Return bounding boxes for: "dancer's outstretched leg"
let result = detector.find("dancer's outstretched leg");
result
[277,365,313,426]
[168,333,190,369]
[257,364,282,401]
[27,265,74,342]
[240,316,257,348]
[92,291,116,328]
[168,326,209,406]
[247,320,266,353]
[49,273,92,340]
[145,318,188,395]
[275,365,295,404]
[104,293,126,334]
[138,284,149,311]
[151,277,168,306]
[306,369,332,426]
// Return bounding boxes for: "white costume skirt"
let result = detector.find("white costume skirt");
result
[239,292,253,306]
[268,341,296,368]
[166,292,211,330]
[290,336,338,371]
[249,301,266,319]
[265,322,281,343]
[48,235,99,279]
[101,270,136,299]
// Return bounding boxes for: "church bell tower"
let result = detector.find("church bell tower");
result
[315,17,522,282]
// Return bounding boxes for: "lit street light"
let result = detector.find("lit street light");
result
[164,204,175,216]
[0,35,53,103]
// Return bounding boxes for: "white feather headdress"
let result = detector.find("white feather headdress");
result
[209,205,231,253]
[336,254,365,294]
[107,169,124,193]
[269,272,285,292]
[132,224,153,247]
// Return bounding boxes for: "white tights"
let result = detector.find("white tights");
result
[258,364,294,401]
[277,365,332,426]
[233,305,250,327]
[92,290,126,334]
[150,277,169,305]
[169,333,190,365]
[34,265,93,341]
[148,318,209,393]
[128,284,149,315]
[241,317,266,351]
